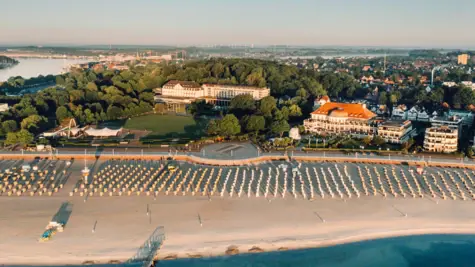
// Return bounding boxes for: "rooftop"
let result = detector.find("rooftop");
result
[312,102,376,120]
[163,80,201,89]
[427,126,457,134]
[378,120,411,128]
[202,83,268,90]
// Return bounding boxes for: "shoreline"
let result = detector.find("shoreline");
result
[5,227,475,266]
[157,227,475,262]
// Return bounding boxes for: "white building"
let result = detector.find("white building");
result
[391,104,408,120]
[377,120,415,144]
[304,102,376,137]
[289,127,301,140]
[0,103,9,112]
[407,106,429,121]
[461,81,475,90]
[156,80,204,104]
[155,80,270,105]
[202,83,270,102]
[423,126,458,153]
[442,81,457,87]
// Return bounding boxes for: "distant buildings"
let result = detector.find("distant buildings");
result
[461,81,475,90]
[0,103,9,112]
[458,54,469,65]
[303,102,376,137]
[430,115,463,138]
[442,81,457,87]
[407,106,430,121]
[313,95,330,109]
[155,80,270,106]
[423,126,458,153]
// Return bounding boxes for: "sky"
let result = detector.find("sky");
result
[1,0,474,48]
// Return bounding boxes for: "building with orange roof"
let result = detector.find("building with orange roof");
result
[303,102,377,136]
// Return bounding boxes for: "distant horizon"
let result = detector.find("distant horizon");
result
[3,0,475,48]
[1,43,474,51]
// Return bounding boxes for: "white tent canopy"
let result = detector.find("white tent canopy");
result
[84,127,122,137]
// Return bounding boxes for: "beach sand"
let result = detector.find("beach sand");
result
[2,193,475,265]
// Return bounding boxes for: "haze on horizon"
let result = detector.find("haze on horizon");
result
[1,0,474,48]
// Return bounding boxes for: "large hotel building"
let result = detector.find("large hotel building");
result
[304,100,415,144]
[155,80,270,106]
[423,126,458,153]
[304,102,377,137]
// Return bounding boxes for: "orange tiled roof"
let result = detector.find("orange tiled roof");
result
[311,102,376,120]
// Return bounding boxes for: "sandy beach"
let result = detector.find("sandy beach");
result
[2,159,475,265]
[2,193,475,265]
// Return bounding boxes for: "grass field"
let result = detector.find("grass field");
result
[123,114,206,140]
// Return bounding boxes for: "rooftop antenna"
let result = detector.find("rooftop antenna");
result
[383,52,387,75]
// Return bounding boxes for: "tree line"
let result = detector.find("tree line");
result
[1,58,475,146]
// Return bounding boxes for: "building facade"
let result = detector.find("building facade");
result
[458,54,469,65]
[202,83,270,103]
[430,115,463,137]
[423,126,458,153]
[304,102,377,136]
[155,80,270,106]
[377,120,415,144]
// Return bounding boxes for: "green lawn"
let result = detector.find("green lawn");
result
[124,114,206,139]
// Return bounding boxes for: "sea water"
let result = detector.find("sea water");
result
[157,234,475,267]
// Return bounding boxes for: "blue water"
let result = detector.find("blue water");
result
[156,234,475,267]
[6,234,475,267]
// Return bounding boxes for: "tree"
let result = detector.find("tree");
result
[207,114,241,137]
[270,119,290,137]
[379,91,388,105]
[466,147,474,158]
[86,82,98,91]
[402,138,415,150]
[189,100,213,116]
[259,96,277,117]
[21,115,47,133]
[5,129,34,145]
[288,104,302,118]
[56,106,70,122]
[206,119,220,136]
[219,114,241,136]
[245,115,265,133]
[362,136,372,146]
[230,94,256,116]
[373,136,386,146]
[2,120,18,133]
[16,129,34,145]
[5,132,18,145]
[106,106,123,120]
[296,88,308,99]
[55,75,66,85]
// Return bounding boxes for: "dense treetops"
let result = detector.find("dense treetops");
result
[1,58,475,145]
[0,55,18,65]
